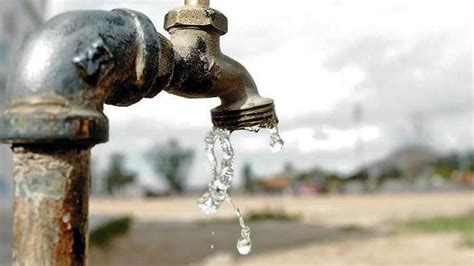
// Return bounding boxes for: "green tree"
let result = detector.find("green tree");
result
[105,154,136,195]
[147,139,194,194]
[242,163,256,194]
[324,174,342,193]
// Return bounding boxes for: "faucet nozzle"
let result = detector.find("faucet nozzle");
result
[212,102,279,132]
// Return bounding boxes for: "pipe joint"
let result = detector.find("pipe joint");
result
[0,9,173,145]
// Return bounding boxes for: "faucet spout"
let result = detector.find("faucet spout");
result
[209,54,277,130]
[164,3,279,131]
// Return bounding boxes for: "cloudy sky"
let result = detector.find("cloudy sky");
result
[45,0,473,189]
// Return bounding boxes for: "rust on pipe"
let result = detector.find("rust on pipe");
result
[12,145,90,266]
[0,8,170,266]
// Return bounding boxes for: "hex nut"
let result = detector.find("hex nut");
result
[164,6,228,35]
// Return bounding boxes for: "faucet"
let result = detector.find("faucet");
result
[0,0,278,264]
[164,0,278,130]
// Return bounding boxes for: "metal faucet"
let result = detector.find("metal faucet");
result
[164,0,278,130]
[0,0,278,265]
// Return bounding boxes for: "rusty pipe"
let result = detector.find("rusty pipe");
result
[0,9,173,265]
[0,9,173,145]
[12,145,90,265]
[164,3,278,131]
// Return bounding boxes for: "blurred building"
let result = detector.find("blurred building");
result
[262,175,293,194]
[0,0,47,205]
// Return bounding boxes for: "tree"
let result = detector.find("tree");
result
[324,174,342,193]
[147,139,194,194]
[105,154,136,195]
[242,163,256,194]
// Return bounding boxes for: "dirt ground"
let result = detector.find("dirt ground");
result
[89,192,474,266]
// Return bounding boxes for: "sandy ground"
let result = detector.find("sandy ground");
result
[89,192,474,266]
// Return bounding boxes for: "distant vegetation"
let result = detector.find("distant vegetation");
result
[90,217,133,247]
[395,212,474,248]
[432,153,474,179]
[246,208,301,222]
[147,139,194,194]
[338,224,371,233]
[105,154,136,195]
[308,149,474,194]
[94,144,473,196]
[242,163,257,194]
[196,208,300,226]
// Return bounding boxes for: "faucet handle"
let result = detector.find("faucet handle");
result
[185,0,210,6]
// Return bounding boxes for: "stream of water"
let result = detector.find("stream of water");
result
[198,126,284,255]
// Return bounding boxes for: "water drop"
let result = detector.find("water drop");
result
[269,127,284,153]
[211,188,227,202]
[244,125,261,133]
[210,244,214,249]
[197,191,218,215]
[213,177,232,191]
[236,237,252,255]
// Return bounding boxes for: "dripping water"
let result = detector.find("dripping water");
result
[210,231,215,250]
[198,126,284,255]
[269,126,284,153]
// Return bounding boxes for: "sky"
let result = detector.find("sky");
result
[45,0,473,189]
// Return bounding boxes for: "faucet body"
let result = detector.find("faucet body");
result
[0,1,279,264]
[164,4,278,130]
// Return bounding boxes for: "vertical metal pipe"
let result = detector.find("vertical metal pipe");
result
[12,145,90,266]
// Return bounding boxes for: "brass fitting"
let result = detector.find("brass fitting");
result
[164,3,228,35]
[164,1,278,131]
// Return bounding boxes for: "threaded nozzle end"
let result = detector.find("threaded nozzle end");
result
[211,103,279,132]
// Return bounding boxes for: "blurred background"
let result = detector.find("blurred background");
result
[0,0,473,265]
